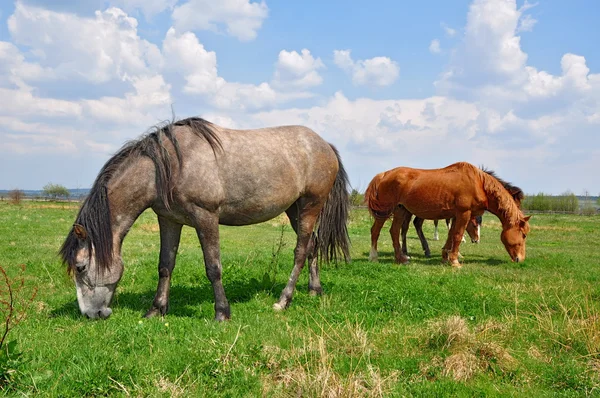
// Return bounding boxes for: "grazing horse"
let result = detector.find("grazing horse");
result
[60,117,350,320]
[365,162,530,267]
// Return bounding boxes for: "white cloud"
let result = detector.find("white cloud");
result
[8,3,163,83]
[172,0,268,41]
[0,41,54,89]
[162,29,315,110]
[441,23,457,37]
[333,50,399,86]
[429,39,441,54]
[517,14,537,32]
[272,49,324,89]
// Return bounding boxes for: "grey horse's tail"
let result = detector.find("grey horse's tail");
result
[317,145,351,263]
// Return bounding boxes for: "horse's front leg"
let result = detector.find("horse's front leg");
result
[413,217,431,258]
[369,216,386,262]
[447,213,471,267]
[195,216,230,321]
[274,207,320,311]
[145,216,183,318]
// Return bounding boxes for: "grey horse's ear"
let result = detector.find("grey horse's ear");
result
[73,224,88,240]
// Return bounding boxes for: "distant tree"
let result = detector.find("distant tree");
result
[8,189,25,205]
[42,183,70,201]
[349,189,365,207]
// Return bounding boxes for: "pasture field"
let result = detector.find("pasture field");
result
[1,201,600,396]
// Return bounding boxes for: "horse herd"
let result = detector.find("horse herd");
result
[60,118,531,320]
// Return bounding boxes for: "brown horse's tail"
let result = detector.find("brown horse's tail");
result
[364,172,395,220]
[317,145,351,263]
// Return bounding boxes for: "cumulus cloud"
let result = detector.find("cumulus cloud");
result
[8,3,163,83]
[333,50,399,86]
[272,49,324,89]
[172,0,268,41]
[162,28,313,110]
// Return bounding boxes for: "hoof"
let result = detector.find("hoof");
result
[451,260,462,268]
[215,313,230,322]
[395,255,410,264]
[144,308,162,318]
[424,251,431,258]
[273,302,287,311]
[368,248,378,262]
[309,287,323,297]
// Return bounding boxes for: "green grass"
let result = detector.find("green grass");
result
[2,201,600,396]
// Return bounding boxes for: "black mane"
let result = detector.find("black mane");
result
[479,165,525,204]
[59,117,222,273]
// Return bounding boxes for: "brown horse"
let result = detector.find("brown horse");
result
[60,117,350,320]
[365,162,530,267]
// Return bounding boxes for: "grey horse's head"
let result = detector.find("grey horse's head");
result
[67,224,123,319]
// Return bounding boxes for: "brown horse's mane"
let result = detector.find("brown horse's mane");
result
[59,117,222,274]
[479,166,525,206]
[478,166,524,225]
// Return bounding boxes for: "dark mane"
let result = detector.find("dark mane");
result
[479,165,525,205]
[59,117,222,273]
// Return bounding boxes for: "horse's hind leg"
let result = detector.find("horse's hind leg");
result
[145,216,183,318]
[275,199,322,310]
[391,207,410,264]
[285,204,321,296]
[433,220,439,241]
[369,216,386,262]
[413,217,431,258]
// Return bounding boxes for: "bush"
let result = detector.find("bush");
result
[7,190,24,205]
[349,189,364,207]
[522,192,579,212]
[42,183,70,201]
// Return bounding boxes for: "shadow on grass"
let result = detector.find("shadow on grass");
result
[50,276,287,319]
[361,250,506,267]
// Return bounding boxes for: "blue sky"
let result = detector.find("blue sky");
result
[0,0,598,195]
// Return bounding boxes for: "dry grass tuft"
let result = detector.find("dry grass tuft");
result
[426,315,472,350]
[442,352,480,382]
[139,223,160,233]
[421,315,517,382]
[261,319,398,397]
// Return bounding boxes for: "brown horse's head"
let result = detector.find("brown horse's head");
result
[500,216,531,262]
[465,215,481,243]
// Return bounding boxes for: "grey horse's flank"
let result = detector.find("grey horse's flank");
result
[60,117,351,320]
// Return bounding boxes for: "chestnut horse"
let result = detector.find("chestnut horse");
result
[60,117,350,320]
[365,162,530,267]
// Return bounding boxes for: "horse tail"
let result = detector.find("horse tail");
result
[364,172,394,220]
[317,145,351,264]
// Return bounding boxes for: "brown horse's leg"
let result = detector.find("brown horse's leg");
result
[442,229,452,263]
[145,216,183,318]
[369,217,386,262]
[413,217,431,258]
[274,201,321,310]
[433,219,439,241]
[446,212,471,267]
[390,208,409,264]
[194,215,230,321]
